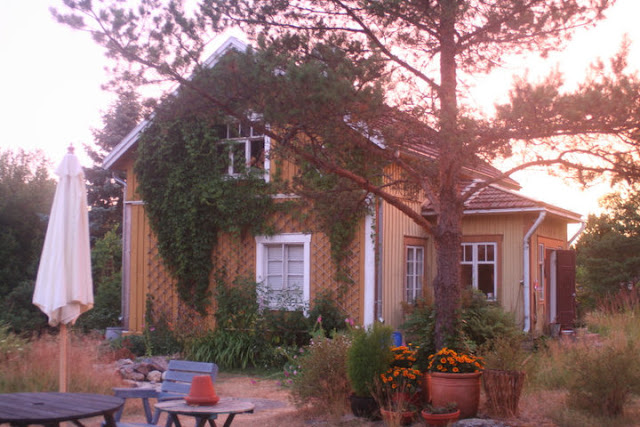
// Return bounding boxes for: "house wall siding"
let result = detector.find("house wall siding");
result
[121,152,363,331]
[461,214,525,324]
[380,199,430,327]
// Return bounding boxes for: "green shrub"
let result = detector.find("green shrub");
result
[401,290,520,369]
[109,334,147,357]
[479,334,529,371]
[566,335,640,417]
[76,273,121,332]
[290,333,352,416]
[185,329,272,369]
[346,323,393,397]
[262,309,310,347]
[0,322,27,361]
[142,295,182,356]
[308,290,349,337]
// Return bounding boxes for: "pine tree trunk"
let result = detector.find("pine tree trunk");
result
[432,186,463,349]
[432,0,463,349]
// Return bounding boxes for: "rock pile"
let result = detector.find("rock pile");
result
[116,356,169,384]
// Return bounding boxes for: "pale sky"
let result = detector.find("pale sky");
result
[1,0,640,218]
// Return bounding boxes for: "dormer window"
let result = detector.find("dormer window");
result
[215,122,269,179]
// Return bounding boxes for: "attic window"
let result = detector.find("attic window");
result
[215,122,269,179]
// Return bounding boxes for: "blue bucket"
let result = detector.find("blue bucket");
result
[392,331,402,347]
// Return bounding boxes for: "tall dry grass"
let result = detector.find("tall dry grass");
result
[0,331,124,393]
[526,307,640,424]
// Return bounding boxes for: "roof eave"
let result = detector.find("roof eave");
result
[102,36,248,171]
[422,206,583,223]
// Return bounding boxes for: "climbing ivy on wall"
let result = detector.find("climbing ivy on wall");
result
[135,98,277,314]
[292,163,371,289]
[134,60,380,313]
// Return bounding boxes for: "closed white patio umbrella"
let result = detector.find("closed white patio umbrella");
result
[33,145,93,392]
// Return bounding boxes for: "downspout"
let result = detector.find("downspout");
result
[523,211,546,333]
[376,199,384,323]
[568,222,586,247]
[364,211,376,327]
[112,174,129,331]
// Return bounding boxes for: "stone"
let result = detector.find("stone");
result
[147,370,163,383]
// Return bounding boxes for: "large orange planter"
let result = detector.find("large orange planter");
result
[429,372,482,418]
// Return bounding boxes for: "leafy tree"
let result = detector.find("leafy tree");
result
[84,89,144,242]
[76,226,123,331]
[54,0,640,347]
[576,185,640,310]
[0,149,55,332]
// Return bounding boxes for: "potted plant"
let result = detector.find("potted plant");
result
[421,402,460,426]
[381,345,422,404]
[346,323,393,419]
[375,346,422,426]
[479,335,529,417]
[427,347,484,418]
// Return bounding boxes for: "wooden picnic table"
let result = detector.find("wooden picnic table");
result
[0,392,123,427]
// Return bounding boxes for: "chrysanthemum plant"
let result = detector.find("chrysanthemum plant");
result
[427,347,484,373]
[380,345,422,395]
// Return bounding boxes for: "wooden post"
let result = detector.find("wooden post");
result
[59,324,68,392]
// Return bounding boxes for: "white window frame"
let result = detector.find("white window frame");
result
[405,245,424,303]
[221,123,270,181]
[538,243,545,301]
[461,242,497,300]
[255,233,311,310]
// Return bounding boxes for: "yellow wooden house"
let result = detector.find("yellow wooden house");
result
[104,37,582,336]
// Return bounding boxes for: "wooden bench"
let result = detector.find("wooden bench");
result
[113,360,218,427]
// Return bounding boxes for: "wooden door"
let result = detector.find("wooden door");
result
[555,250,576,329]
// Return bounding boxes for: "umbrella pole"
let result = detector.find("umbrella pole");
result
[59,324,68,392]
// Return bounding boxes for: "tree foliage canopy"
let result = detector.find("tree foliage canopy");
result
[54,0,640,346]
[576,185,640,309]
[0,149,55,331]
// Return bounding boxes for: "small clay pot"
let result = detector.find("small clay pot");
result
[185,375,220,406]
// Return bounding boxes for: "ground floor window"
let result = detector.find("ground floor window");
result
[406,245,425,303]
[255,234,311,310]
[461,242,497,300]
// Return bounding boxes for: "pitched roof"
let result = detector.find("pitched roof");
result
[422,180,582,222]
[351,108,521,190]
[103,36,248,170]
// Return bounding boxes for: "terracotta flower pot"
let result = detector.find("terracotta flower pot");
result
[422,372,431,404]
[185,375,220,406]
[421,408,460,426]
[429,372,481,418]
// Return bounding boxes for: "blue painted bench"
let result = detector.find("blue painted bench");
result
[113,360,218,427]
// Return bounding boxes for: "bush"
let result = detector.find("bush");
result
[290,333,352,416]
[142,295,182,356]
[0,322,27,361]
[401,290,520,369]
[308,290,349,337]
[76,228,122,332]
[566,335,640,417]
[185,329,273,369]
[479,333,529,371]
[346,323,393,397]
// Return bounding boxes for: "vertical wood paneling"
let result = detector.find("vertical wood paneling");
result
[461,215,524,325]
[381,199,429,327]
